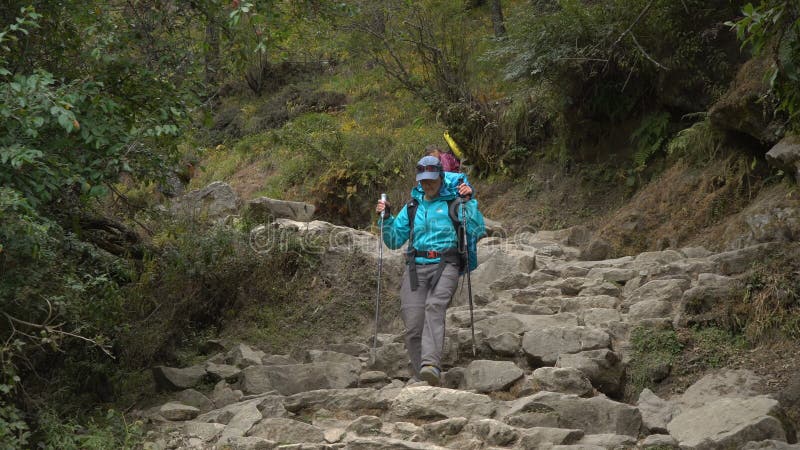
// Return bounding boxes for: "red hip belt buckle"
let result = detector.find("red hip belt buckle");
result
[426,250,439,259]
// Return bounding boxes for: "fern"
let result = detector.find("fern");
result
[666,114,722,163]
[631,112,671,169]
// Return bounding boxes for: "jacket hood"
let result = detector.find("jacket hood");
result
[411,175,459,202]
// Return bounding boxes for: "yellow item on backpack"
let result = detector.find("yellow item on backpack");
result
[443,131,464,160]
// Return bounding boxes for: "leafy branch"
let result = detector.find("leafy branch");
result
[727,1,800,127]
[0,6,41,76]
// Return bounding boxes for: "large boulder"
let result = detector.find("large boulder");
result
[673,369,765,413]
[467,244,536,298]
[174,389,214,412]
[556,349,624,397]
[170,181,239,220]
[152,365,206,391]
[521,326,611,366]
[531,367,593,397]
[159,402,200,421]
[668,396,788,449]
[216,402,263,443]
[709,55,783,144]
[709,242,782,275]
[226,343,266,368]
[766,134,800,180]
[637,388,677,434]
[501,392,642,436]
[247,197,315,222]
[391,386,497,420]
[461,360,524,393]
[624,279,690,307]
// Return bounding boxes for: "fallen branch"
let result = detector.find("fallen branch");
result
[630,32,668,70]
[607,0,668,70]
[611,0,655,49]
[2,311,115,359]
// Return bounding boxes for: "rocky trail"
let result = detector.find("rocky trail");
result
[136,210,799,450]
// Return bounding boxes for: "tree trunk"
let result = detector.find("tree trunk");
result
[490,0,507,38]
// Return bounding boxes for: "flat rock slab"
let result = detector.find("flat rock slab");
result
[240,363,358,396]
[284,388,392,413]
[668,396,787,449]
[247,417,325,444]
[522,326,611,366]
[248,197,315,222]
[391,386,496,420]
[152,365,206,391]
[674,369,765,412]
[532,367,593,397]
[502,392,642,437]
[159,402,200,421]
[462,360,524,393]
[474,313,578,338]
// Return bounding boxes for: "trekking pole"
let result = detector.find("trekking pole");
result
[373,193,387,350]
[459,196,477,357]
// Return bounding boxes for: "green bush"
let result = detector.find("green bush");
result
[0,187,141,447]
[0,394,30,450]
[728,1,800,130]
[33,408,142,450]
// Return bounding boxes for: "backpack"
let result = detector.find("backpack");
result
[406,198,479,274]
[439,151,461,173]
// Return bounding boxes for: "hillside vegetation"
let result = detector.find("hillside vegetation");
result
[1,0,799,447]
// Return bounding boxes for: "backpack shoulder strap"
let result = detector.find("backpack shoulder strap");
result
[407,199,418,247]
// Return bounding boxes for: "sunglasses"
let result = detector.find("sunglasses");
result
[416,164,441,173]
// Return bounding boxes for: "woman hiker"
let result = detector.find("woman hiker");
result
[376,155,486,385]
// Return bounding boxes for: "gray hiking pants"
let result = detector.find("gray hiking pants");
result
[400,262,460,378]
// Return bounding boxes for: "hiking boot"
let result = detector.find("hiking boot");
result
[419,365,441,386]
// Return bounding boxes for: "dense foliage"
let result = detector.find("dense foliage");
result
[0,2,197,446]
[494,0,745,161]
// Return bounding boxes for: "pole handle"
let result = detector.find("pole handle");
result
[380,193,388,218]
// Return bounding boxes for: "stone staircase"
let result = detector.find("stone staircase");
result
[137,222,798,449]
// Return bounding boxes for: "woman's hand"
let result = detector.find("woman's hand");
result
[376,199,391,217]
[457,183,473,199]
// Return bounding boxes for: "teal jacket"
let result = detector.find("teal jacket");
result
[381,175,486,265]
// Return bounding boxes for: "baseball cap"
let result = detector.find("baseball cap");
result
[415,155,442,182]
